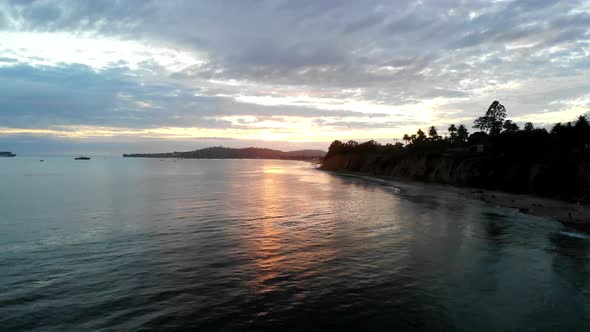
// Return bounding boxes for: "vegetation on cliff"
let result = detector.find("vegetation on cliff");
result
[124,146,325,161]
[322,101,590,203]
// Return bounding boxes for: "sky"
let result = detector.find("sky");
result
[1,0,589,155]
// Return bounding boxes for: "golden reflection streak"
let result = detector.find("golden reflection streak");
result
[233,163,336,296]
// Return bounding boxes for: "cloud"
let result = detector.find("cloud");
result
[0,0,589,152]
[0,63,392,130]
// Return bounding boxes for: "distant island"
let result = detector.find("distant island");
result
[123,146,325,161]
[321,101,590,226]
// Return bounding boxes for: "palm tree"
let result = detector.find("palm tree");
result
[448,124,457,134]
[457,125,469,142]
[448,124,457,143]
[402,134,411,145]
[416,129,426,142]
[428,126,438,140]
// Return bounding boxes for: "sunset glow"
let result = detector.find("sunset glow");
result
[1,1,589,153]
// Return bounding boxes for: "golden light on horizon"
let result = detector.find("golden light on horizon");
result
[0,124,422,143]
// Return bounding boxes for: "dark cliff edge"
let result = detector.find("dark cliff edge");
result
[318,101,590,227]
[321,151,590,204]
[123,146,325,161]
[320,102,590,207]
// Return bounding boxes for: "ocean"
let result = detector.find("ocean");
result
[1,157,589,331]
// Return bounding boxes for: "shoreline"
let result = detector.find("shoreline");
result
[321,169,590,230]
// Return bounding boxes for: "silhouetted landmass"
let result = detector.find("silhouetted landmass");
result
[123,146,325,161]
[322,101,590,205]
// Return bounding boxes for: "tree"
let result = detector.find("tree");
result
[502,120,519,133]
[326,140,345,158]
[428,126,439,140]
[447,123,457,143]
[402,134,411,145]
[575,115,590,151]
[346,140,358,147]
[457,125,469,142]
[448,124,458,143]
[416,129,426,142]
[551,122,563,135]
[524,122,534,132]
[575,115,589,130]
[473,101,507,135]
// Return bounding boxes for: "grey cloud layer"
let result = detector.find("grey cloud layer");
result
[1,0,589,136]
[0,63,388,130]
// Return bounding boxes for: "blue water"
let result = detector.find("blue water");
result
[1,157,589,331]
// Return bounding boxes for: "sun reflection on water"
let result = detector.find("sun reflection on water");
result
[230,163,337,296]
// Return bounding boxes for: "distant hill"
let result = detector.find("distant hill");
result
[123,147,325,161]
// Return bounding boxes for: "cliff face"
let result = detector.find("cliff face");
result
[321,152,590,203]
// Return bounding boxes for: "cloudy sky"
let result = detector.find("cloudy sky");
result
[1,0,589,154]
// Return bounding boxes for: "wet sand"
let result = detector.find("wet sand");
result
[466,188,589,229]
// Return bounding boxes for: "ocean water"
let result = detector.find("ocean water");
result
[1,157,589,331]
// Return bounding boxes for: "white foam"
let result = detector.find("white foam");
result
[559,231,589,239]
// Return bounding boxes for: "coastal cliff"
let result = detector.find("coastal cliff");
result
[321,151,590,204]
[321,102,590,205]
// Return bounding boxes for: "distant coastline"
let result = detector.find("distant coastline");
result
[123,146,325,161]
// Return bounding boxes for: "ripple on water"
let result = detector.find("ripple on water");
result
[1,159,590,331]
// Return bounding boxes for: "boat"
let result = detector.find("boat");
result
[74,156,91,160]
[0,151,16,157]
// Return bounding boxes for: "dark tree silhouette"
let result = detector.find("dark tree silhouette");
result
[551,122,563,135]
[324,100,590,203]
[428,126,439,140]
[575,115,590,151]
[502,120,519,133]
[448,124,457,142]
[576,115,589,126]
[347,140,359,148]
[416,129,426,142]
[473,101,507,135]
[403,134,411,145]
[457,124,469,142]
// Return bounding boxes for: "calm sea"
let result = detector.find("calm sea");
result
[1,157,589,331]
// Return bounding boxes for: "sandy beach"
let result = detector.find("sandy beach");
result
[467,188,590,229]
